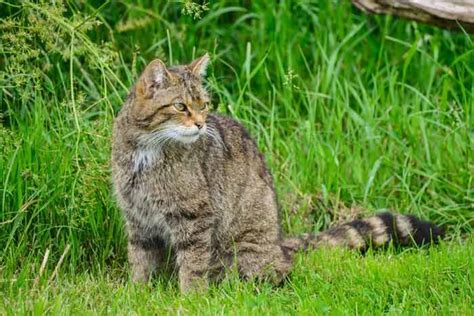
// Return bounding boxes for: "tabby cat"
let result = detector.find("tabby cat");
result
[111,54,443,293]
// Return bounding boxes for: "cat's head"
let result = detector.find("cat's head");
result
[130,54,211,146]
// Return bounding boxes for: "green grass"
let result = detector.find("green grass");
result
[0,0,472,314]
[2,242,473,314]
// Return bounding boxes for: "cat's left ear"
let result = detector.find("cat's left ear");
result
[189,53,210,77]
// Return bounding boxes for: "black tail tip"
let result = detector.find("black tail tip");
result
[407,215,445,245]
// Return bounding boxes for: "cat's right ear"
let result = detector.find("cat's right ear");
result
[136,59,172,98]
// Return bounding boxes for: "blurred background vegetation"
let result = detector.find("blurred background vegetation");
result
[0,0,472,277]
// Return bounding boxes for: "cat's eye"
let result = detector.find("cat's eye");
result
[199,102,210,111]
[173,103,187,112]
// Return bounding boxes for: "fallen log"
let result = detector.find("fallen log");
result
[351,0,474,33]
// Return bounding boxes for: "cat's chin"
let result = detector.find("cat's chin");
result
[174,125,206,145]
[174,133,201,145]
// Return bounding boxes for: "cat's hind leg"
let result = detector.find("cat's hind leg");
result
[236,241,293,285]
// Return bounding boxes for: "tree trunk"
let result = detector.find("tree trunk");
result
[351,0,474,33]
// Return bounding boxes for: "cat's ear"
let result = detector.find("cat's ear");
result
[189,53,210,77]
[136,59,172,97]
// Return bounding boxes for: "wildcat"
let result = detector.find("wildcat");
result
[111,54,443,293]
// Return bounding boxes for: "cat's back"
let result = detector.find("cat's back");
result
[205,113,273,188]
[207,114,265,162]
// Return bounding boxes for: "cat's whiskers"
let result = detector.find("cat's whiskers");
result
[149,130,174,148]
[134,123,226,172]
[134,127,175,172]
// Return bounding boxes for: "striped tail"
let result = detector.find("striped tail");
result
[281,212,444,255]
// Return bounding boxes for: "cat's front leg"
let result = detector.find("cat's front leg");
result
[172,216,214,293]
[128,241,159,283]
[127,228,168,283]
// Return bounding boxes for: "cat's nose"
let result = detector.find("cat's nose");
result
[195,122,204,129]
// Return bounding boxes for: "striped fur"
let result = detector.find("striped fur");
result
[281,212,444,255]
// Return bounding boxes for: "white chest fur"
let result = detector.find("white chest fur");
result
[133,148,159,172]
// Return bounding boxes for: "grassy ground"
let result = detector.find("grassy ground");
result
[2,242,473,315]
[0,0,472,314]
